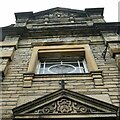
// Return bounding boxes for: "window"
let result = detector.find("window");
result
[37,59,88,74]
[27,44,98,74]
[24,44,102,87]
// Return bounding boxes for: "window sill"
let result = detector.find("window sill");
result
[23,70,103,87]
[35,72,90,76]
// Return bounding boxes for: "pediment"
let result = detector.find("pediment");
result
[33,7,87,19]
[15,7,104,26]
[13,89,118,119]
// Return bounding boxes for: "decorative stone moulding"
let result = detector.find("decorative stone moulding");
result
[108,43,120,70]
[12,89,118,119]
[23,43,103,87]
[90,70,103,86]
[115,54,120,70]
[102,32,120,70]
[23,73,34,88]
[108,43,120,58]
[0,40,19,80]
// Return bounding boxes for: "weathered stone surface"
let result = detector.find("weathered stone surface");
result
[1,7,120,120]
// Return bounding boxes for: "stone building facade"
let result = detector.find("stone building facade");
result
[0,7,120,120]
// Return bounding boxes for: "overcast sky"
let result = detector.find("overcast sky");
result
[0,0,119,27]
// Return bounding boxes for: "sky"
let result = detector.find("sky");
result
[0,0,119,27]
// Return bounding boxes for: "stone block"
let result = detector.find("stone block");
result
[108,43,120,58]
[115,54,120,70]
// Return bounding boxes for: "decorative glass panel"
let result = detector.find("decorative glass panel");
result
[49,64,76,74]
[37,59,88,74]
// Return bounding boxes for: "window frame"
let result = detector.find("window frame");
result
[27,44,98,74]
[23,44,103,87]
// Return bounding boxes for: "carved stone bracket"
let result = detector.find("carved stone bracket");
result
[115,54,120,70]
[23,73,34,88]
[0,38,19,80]
[108,43,120,58]
[91,70,103,86]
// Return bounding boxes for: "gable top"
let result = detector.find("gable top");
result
[12,89,118,119]
[15,7,104,21]
[34,7,86,18]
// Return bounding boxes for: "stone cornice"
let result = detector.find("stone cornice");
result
[14,7,104,21]
[1,22,120,40]
[1,26,27,40]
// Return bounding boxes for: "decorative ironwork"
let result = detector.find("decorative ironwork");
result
[33,98,100,114]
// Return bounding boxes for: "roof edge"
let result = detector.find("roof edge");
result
[85,8,104,16]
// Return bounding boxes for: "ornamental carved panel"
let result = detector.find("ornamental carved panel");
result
[32,98,101,114]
